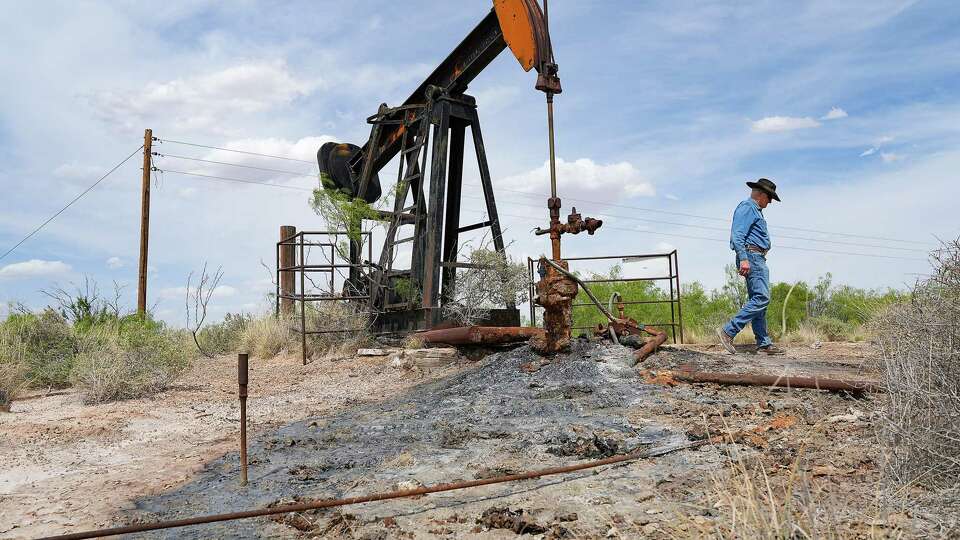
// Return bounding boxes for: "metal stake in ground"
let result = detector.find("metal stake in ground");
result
[237,353,249,485]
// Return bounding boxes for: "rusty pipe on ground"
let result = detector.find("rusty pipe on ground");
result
[39,436,716,540]
[670,370,882,393]
[416,325,543,346]
[633,327,667,363]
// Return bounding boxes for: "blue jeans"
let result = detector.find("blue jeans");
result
[723,251,773,348]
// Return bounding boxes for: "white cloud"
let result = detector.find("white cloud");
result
[201,136,330,165]
[664,194,680,201]
[90,61,317,131]
[821,107,848,120]
[106,256,123,269]
[54,162,105,179]
[0,259,71,279]
[750,116,821,133]
[860,147,877,157]
[158,284,237,300]
[496,157,655,199]
[881,152,905,163]
[213,285,237,298]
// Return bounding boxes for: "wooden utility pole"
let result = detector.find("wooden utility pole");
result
[279,225,297,317]
[137,129,153,317]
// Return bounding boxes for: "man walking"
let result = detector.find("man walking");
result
[717,178,785,355]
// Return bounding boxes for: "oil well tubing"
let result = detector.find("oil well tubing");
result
[38,437,714,540]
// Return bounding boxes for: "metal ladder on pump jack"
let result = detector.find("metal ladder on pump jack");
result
[368,100,434,311]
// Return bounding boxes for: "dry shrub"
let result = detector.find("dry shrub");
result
[782,321,825,344]
[0,362,27,412]
[871,239,960,524]
[1,309,78,388]
[302,301,373,358]
[668,451,860,539]
[240,301,372,360]
[71,320,192,404]
[701,457,824,538]
[442,247,529,325]
[240,315,293,358]
[0,321,28,410]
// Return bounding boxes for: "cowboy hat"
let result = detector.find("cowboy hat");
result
[746,177,781,202]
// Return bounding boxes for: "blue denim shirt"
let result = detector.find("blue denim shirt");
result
[729,198,770,260]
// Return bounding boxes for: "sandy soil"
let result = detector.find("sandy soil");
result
[0,351,462,539]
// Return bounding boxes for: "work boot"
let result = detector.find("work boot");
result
[757,344,786,355]
[716,327,736,354]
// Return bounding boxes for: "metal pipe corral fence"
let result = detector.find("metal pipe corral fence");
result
[528,251,683,343]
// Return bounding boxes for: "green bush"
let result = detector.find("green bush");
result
[0,280,196,404]
[1,309,78,388]
[71,318,193,404]
[566,264,906,343]
[810,316,854,341]
[196,312,250,356]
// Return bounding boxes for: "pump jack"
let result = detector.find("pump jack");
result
[317,0,601,348]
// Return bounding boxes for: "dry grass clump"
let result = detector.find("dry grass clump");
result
[70,321,192,405]
[665,450,873,539]
[0,362,27,412]
[871,239,960,525]
[698,456,824,538]
[240,301,373,360]
[240,315,293,358]
[303,301,374,358]
[684,326,757,345]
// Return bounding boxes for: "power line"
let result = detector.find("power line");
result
[0,146,144,263]
[459,207,925,262]
[153,153,317,177]
[155,138,318,165]
[149,163,925,261]
[156,135,920,245]
[458,193,926,253]
[153,168,315,192]
[493,186,921,245]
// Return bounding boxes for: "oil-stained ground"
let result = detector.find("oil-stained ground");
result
[117,341,903,539]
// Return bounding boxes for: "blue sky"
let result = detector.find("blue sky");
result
[1,1,958,324]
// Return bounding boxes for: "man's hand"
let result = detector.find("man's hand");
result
[738,259,751,276]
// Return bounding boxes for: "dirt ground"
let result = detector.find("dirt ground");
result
[0,352,464,539]
[0,342,943,539]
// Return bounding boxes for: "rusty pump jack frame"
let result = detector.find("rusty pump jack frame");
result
[315,0,565,334]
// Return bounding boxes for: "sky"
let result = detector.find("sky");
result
[1,0,958,325]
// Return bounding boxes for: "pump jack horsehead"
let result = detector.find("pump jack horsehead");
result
[315,0,601,349]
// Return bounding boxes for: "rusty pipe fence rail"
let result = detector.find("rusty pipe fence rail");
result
[276,230,375,364]
[528,251,683,343]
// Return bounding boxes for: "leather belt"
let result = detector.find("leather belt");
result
[746,245,768,256]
